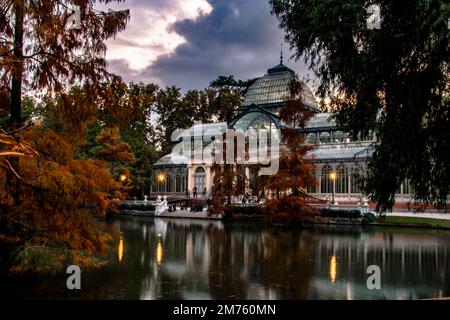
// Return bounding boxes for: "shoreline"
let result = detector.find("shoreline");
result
[117,211,450,230]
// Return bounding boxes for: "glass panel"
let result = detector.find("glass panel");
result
[307,170,317,193]
[242,72,318,110]
[166,174,172,192]
[305,113,336,129]
[336,165,348,193]
[320,132,331,144]
[351,166,364,194]
[195,167,205,174]
[306,133,318,144]
[321,165,333,193]
[333,131,345,143]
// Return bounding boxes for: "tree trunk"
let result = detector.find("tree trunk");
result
[10,1,24,126]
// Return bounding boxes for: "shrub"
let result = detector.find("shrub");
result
[319,208,362,219]
[120,202,155,211]
[227,205,264,216]
[264,198,318,223]
[362,212,376,224]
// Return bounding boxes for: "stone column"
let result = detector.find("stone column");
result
[317,164,322,194]
[205,166,212,194]
[348,164,352,194]
[187,165,194,194]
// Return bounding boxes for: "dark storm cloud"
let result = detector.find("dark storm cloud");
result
[108,0,315,91]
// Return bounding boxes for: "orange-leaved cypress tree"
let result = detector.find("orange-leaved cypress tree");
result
[0,126,124,273]
[0,0,130,126]
[264,79,318,223]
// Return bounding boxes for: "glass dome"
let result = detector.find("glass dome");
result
[241,63,319,111]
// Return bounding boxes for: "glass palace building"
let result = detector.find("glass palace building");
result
[151,61,414,204]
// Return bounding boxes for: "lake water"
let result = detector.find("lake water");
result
[2,216,450,300]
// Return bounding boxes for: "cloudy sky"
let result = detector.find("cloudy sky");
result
[102,0,316,91]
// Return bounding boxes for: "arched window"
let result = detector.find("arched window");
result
[195,167,205,173]
[166,174,172,193]
[233,112,281,158]
[321,165,333,193]
[306,133,318,145]
[344,133,352,143]
[359,130,374,142]
[319,132,331,144]
[233,112,278,134]
[333,131,345,143]
[336,165,348,193]
[401,179,414,195]
[156,172,165,193]
[194,167,206,193]
[351,166,364,194]
[151,178,157,194]
[307,170,317,193]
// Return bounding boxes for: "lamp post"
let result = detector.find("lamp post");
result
[329,172,337,205]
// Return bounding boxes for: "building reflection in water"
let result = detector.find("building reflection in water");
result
[102,218,450,300]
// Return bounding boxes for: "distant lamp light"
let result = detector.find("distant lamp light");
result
[120,174,127,182]
[329,172,337,180]
[157,173,165,182]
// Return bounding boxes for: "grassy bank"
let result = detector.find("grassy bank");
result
[375,216,450,229]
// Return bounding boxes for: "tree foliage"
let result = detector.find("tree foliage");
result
[0,0,133,272]
[208,131,248,216]
[0,81,143,272]
[264,79,318,223]
[0,0,130,125]
[95,125,135,169]
[270,0,450,211]
[0,126,124,273]
[154,76,252,155]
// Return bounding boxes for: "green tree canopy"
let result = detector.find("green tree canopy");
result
[270,0,450,211]
[154,75,254,155]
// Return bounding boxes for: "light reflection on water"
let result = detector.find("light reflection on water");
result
[330,256,337,284]
[118,233,123,263]
[1,216,450,300]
